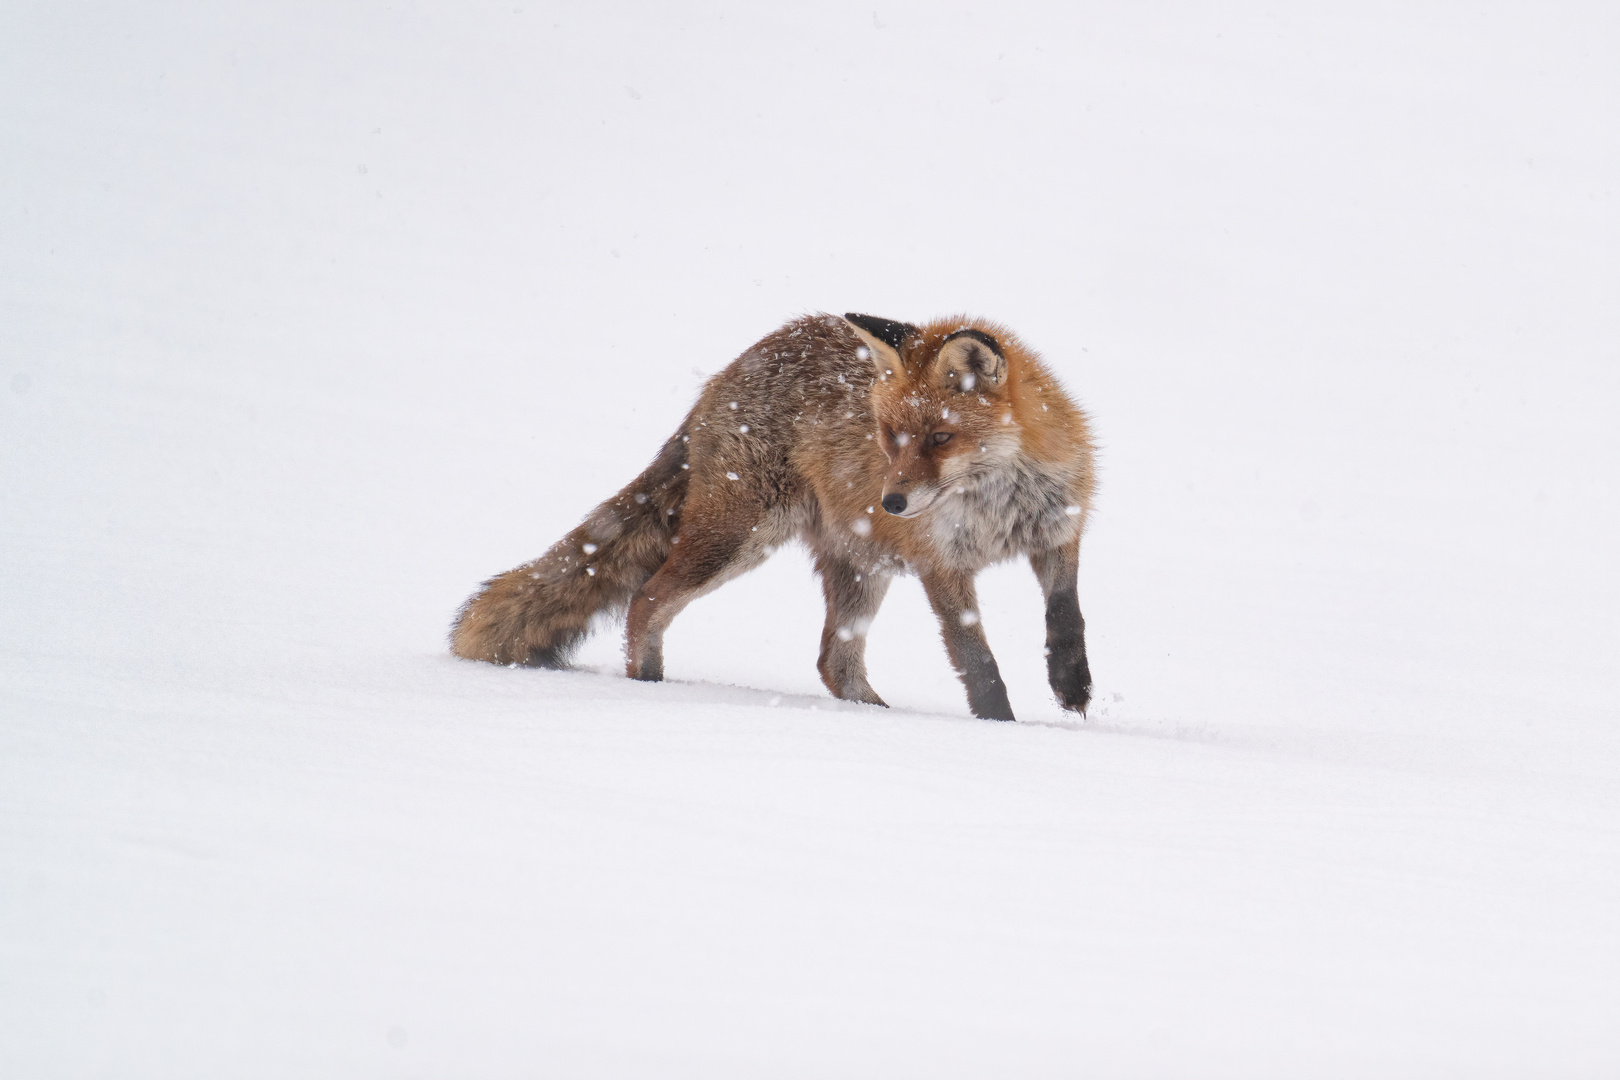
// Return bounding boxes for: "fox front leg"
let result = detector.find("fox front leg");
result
[1029,540,1091,714]
[919,570,1015,721]
[814,554,891,707]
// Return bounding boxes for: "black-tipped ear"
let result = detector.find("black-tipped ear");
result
[842,316,905,379]
[935,328,1007,391]
[844,313,918,352]
[942,328,1002,359]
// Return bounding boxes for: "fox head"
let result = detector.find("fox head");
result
[844,313,1019,519]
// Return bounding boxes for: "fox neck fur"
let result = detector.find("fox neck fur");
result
[450,311,1096,723]
[759,312,1095,577]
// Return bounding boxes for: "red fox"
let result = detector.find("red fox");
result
[451,313,1096,721]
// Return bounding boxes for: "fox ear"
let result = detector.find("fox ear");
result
[843,313,916,379]
[934,328,1006,393]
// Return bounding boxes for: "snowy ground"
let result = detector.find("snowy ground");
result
[3,3,1618,1076]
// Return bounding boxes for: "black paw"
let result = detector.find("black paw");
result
[1056,682,1091,715]
[1049,657,1092,715]
[626,658,665,682]
[966,670,1015,721]
[970,688,1017,722]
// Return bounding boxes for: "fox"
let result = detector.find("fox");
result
[450,312,1096,721]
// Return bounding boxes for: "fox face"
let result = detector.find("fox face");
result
[875,398,970,517]
[454,310,1095,723]
[846,316,1019,519]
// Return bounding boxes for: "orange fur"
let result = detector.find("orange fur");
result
[451,313,1096,720]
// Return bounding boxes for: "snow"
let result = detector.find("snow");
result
[3,2,1618,1076]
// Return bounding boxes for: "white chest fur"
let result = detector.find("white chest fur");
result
[926,452,1081,570]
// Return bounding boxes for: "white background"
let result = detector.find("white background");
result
[3,2,1617,1076]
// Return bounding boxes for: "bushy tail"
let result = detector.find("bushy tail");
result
[450,433,688,666]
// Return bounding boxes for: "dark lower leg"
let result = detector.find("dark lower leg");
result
[1030,543,1091,713]
[815,556,890,706]
[920,571,1014,721]
[625,578,688,681]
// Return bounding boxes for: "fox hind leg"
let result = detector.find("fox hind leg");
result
[814,554,890,706]
[624,495,772,683]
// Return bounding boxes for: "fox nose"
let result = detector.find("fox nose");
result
[881,493,908,515]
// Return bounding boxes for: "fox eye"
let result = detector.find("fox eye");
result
[931,431,953,446]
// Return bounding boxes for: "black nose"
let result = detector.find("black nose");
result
[881,493,908,515]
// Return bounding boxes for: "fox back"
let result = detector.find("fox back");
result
[452,312,1096,721]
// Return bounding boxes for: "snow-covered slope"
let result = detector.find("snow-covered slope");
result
[3,3,1617,1076]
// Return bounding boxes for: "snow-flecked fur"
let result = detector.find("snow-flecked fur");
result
[450,312,1096,720]
[449,433,688,666]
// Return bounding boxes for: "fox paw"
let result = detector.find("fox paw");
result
[1049,659,1092,715]
[1056,683,1091,715]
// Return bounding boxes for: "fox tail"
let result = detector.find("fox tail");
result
[449,433,688,666]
